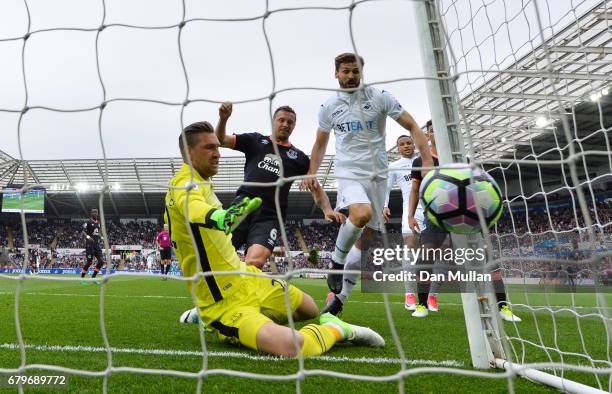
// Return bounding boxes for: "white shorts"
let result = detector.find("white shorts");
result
[402,209,425,235]
[336,177,386,231]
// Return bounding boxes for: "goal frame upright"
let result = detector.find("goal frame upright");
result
[413,0,501,370]
[413,1,610,393]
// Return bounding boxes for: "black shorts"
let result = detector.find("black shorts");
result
[86,246,103,262]
[160,247,172,260]
[420,216,449,248]
[230,200,279,253]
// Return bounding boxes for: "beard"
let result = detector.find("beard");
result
[339,79,360,89]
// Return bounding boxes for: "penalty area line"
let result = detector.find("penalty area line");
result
[0,343,464,367]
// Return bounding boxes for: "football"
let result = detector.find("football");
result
[419,164,503,234]
[179,307,200,324]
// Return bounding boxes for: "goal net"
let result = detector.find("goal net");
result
[0,0,610,393]
[437,0,611,392]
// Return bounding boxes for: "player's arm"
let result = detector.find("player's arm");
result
[82,224,91,241]
[172,180,256,233]
[383,170,395,223]
[302,129,330,191]
[310,181,346,223]
[408,178,421,233]
[396,112,433,176]
[215,101,235,148]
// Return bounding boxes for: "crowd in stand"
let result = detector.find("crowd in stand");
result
[0,202,609,273]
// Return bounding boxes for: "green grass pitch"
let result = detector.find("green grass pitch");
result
[0,275,609,393]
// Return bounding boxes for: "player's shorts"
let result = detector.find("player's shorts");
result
[200,266,304,350]
[402,209,425,235]
[230,198,280,252]
[85,246,103,261]
[420,216,449,247]
[335,176,386,231]
[160,247,172,260]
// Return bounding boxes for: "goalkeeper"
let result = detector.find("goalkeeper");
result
[165,121,384,356]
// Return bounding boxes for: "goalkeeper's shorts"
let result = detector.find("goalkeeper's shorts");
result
[200,265,304,350]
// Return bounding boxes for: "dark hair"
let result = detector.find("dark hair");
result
[425,120,433,130]
[335,53,365,71]
[273,106,296,120]
[396,134,413,144]
[178,121,214,158]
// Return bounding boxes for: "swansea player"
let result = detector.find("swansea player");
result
[80,208,107,283]
[408,121,521,322]
[215,102,344,269]
[303,52,433,315]
[382,135,423,311]
[167,121,384,356]
[156,224,172,279]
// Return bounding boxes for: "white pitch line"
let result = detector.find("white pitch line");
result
[0,343,464,367]
[0,291,606,309]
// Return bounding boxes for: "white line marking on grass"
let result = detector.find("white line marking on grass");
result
[0,343,463,367]
[0,292,608,310]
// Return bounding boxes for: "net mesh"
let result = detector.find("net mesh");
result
[440,0,612,390]
[0,0,610,393]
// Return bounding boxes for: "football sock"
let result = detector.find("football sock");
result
[81,262,92,278]
[92,267,100,278]
[494,278,508,310]
[402,254,416,295]
[299,324,339,356]
[417,280,431,306]
[338,246,361,303]
[332,219,363,265]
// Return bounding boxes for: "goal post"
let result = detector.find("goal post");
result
[419,0,612,392]
[413,0,498,371]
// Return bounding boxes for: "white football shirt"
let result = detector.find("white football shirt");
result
[384,155,419,208]
[318,86,404,178]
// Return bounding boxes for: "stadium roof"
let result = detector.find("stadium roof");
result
[457,0,611,172]
[0,155,343,218]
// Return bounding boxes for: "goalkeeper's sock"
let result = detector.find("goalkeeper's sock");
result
[92,268,100,278]
[299,324,339,356]
[338,246,361,303]
[332,219,363,264]
[80,270,87,278]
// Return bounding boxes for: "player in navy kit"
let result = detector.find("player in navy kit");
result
[215,102,344,268]
[81,208,107,282]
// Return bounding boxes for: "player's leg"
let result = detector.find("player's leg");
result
[325,178,387,313]
[254,265,318,322]
[328,179,372,293]
[91,250,105,279]
[492,267,522,322]
[81,252,93,279]
[179,268,319,326]
[243,219,278,269]
[322,229,372,315]
[402,233,418,311]
[413,217,448,317]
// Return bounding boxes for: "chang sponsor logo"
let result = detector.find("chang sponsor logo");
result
[257,154,280,175]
